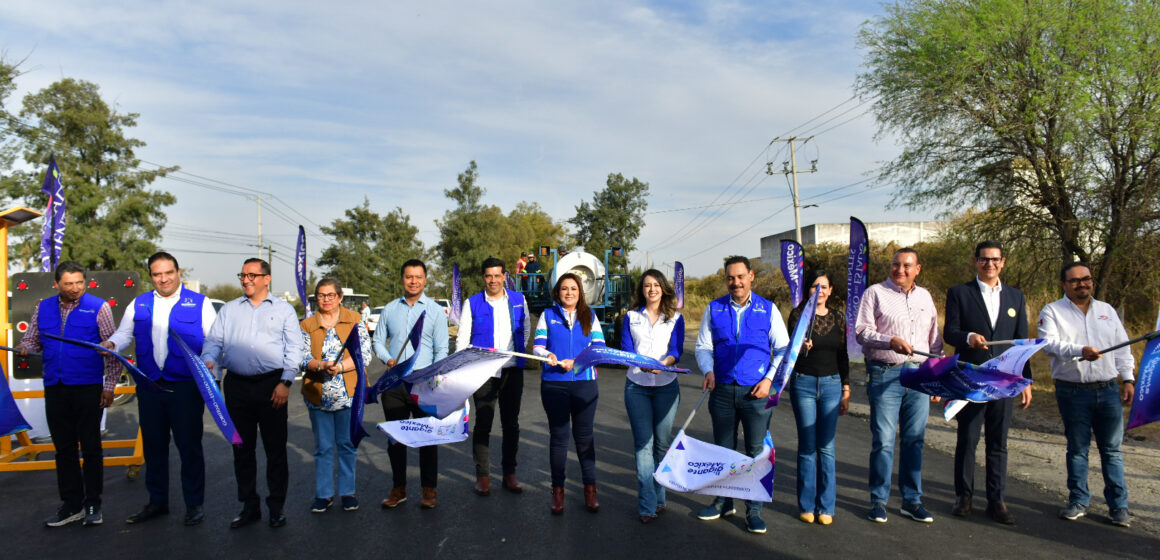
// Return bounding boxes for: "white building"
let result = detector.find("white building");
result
[760,221,947,266]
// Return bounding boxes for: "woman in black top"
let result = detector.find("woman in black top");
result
[787,269,849,526]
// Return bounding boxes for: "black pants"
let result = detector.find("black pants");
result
[540,380,599,487]
[954,397,1014,502]
[472,367,524,477]
[225,372,288,513]
[381,386,438,488]
[139,379,205,508]
[45,383,104,510]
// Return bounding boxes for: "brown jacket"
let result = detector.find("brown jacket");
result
[300,306,364,406]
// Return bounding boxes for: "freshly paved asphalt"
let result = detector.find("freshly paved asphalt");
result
[3,350,1157,559]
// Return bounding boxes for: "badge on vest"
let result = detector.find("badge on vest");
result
[77,308,96,314]
[1007,307,1016,318]
[181,297,197,307]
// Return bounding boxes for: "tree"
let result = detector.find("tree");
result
[857,0,1160,311]
[317,197,427,304]
[569,173,649,272]
[1,78,178,274]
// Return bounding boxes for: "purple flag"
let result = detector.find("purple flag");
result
[1,368,32,437]
[295,225,311,318]
[901,354,1034,402]
[505,271,517,291]
[847,217,869,360]
[780,240,804,308]
[449,265,462,326]
[1127,309,1160,429]
[766,289,820,408]
[403,347,512,419]
[571,345,691,375]
[346,324,372,447]
[41,332,169,394]
[366,313,426,401]
[674,261,685,309]
[168,330,243,445]
[39,156,67,273]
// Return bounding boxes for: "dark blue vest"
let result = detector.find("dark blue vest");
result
[708,293,774,386]
[132,287,207,381]
[37,293,106,386]
[540,305,600,382]
[468,289,527,368]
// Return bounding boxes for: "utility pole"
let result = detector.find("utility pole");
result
[767,136,818,244]
[253,195,263,260]
[267,244,275,287]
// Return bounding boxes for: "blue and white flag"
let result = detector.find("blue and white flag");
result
[571,344,690,375]
[39,156,67,273]
[904,339,1044,404]
[41,332,168,394]
[377,401,469,448]
[449,264,462,326]
[169,330,243,445]
[346,324,372,447]
[1127,308,1160,430]
[504,271,517,292]
[366,314,425,400]
[766,289,820,408]
[780,239,804,308]
[0,368,32,437]
[847,217,869,360]
[403,347,511,420]
[295,225,311,318]
[674,261,685,309]
[653,429,775,502]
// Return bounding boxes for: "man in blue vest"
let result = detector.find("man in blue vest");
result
[693,256,790,535]
[19,261,123,527]
[454,256,531,496]
[103,252,217,526]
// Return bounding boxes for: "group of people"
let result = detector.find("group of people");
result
[20,242,1138,533]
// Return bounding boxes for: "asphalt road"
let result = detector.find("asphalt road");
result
[3,351,1157,560]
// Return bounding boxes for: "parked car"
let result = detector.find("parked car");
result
[366,305,385,333]
[433,298,452,316]
[208,298,226,313]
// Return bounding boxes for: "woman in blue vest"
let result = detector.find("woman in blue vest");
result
[620,269,684,524]
[787,269,849,526]
[533,272,606,514]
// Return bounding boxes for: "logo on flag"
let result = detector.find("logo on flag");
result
[653,430,775,502]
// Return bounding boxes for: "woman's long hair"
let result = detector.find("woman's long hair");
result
[796,269,836,312]
[551,272,593,336]
[631,269,678,321]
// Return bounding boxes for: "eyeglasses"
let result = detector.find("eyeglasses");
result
[976,257,1003,264]
[316,293,339,301]
[237,272,268,281]
[1065,276,1093,285]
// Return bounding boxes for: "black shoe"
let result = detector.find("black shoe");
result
[268,512,287,528]
[44,506,84,528]
[126,503,169,525]
[183,506,205,526]
[82,505,103,526]
[229,508,261,529]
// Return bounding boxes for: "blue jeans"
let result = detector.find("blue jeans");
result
[866,362,929,506]
[708,382,774,517]
[789,373,841,515]
[307,403,357,499]
[625,380,680,517]
[1054,382,1128,510]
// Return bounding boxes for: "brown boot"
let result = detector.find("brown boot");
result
[420,487,438,509]
[952,496,972,517]
[584,484,600,512]
[502,473,523,494]
[380,487,406,509]
[550,486,565,515]
[474,476,491,496]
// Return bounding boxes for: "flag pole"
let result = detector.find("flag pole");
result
[1070,330,1160,362]
[489,349,555,364]
[678,389,711,433]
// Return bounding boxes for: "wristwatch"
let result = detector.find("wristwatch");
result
[281,379,293,388]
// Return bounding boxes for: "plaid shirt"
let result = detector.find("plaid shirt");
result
[19,296,123,392]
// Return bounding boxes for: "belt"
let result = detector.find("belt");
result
[868,360,904,368]
[228,369,282,382]
[1054,379,1118,390]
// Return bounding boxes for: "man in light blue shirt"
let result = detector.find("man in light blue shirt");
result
[201,258,303,529]
[373,259,449,510]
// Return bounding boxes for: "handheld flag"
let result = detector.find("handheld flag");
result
[295,226,311,318]
[653,430,775,502]
[847,217,869,360]
[345,325,371,447]
[570,345,690,375]
[377,400,470,448]
[403,347,511,419]
[168,330,242,445]
[1127,309,1160,430]
[901,339,1044,402]
[780,240,805,308]
[674,261,685,309]
[766,289,821,408]
[41,332,169,394]
[1,368,33,437]
[450,265,462,325]
[39,156,67,273]
[366,314,425,400]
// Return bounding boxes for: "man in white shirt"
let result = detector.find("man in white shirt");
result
[455,256,531,496]
[1037,262,1135,528]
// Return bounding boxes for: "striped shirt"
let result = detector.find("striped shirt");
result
[855,279,943,364]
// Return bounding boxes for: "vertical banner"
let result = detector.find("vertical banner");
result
[504,271,517,291]
[780,240,804,308]
[1127,308,1160,429]
[39,156,67,273]
[674,261,685,309]
[846,217,869,360]
[450,264,462,325]
[295,225,311,318]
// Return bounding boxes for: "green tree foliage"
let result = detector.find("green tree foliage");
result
[1,77,177,274]
[569,173,649,272]
[436,161,569,296]
[857,0,1160,310]
[317,197,427,304]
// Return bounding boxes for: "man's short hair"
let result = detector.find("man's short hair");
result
[893,247,919,263]
[974,241,1004,258]
[401,259,427,276]
[243,258,271,275]
[147,251,180,271]
[482,256,505,275]
[54,261,86,282]
[1060,261,1091,282]
[723,255,751,271]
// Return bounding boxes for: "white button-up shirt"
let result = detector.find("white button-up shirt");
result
[623,308,683,387]
[108,290,217,366]
[455,291,531,372]
[1037,296,1135,383]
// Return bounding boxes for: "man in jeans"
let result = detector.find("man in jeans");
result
[855,248,943,524]
[694,256,789,534]
[1037,262,1135,528]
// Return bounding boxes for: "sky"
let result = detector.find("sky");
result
[0,0,935,298]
